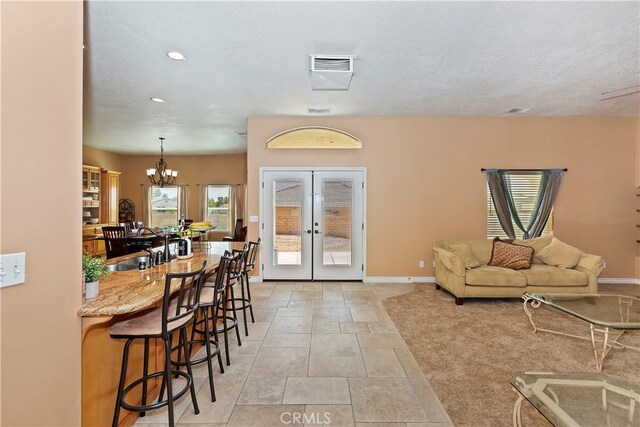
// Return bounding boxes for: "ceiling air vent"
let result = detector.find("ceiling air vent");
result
[310,55,356,91]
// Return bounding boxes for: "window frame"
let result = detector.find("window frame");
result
[205,184,231,232]
[148,185,181,229]
[486,172,553,240]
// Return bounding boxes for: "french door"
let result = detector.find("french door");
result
[262,169,364,280]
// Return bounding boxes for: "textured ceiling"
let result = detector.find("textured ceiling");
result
[83,1,640,155]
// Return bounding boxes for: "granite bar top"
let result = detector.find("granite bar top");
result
[78,242,242,317]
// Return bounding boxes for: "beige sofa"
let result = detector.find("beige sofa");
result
[433,236,605,305]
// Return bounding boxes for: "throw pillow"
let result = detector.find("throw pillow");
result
[444,243,482,269]
[488,238,534,270]
[514,233,553,264]
[537,237,582,268]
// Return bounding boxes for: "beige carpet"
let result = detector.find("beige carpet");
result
[382,283,640,427]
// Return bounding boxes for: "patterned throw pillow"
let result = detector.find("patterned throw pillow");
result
[488,238,534,270]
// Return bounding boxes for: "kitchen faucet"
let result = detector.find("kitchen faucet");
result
[140,228,172,263]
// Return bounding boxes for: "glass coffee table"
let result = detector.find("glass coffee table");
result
[511,372,640,427]
[522,292,640,371]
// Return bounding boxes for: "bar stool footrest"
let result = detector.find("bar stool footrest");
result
[228,297,252,311]
[119,370,192,413]
[171,339,221,367]
[215,315,238,334]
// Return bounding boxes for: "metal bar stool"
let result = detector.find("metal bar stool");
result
[172,254,231,402]
[211,249,244,365]
[230,240,260,336]
[109,261,207,427]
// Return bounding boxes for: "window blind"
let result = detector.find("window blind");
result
[486,173,553,239]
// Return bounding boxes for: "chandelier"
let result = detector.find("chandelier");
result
[146,137,178,187]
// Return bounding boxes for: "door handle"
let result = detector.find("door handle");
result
[306,230,312,234]
[314,230,321,234]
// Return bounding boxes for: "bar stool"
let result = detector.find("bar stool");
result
[231,240,260,336]
[173,254,231,402]
[210,249,245,365]
[243,238,261,319]
[110,261,207,427]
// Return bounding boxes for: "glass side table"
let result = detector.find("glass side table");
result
[511,372,639,427]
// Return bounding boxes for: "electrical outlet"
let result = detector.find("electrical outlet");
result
[419,260,425,268]
[0,252,26,288]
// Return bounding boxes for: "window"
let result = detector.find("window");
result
[487,174,553,239]
[206,185,230,232]
[149,186,181,228]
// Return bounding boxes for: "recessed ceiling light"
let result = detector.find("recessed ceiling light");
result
[167,51,185,61]
[308,107,331,114]
[505,107,534,114]
[150,97,166,103]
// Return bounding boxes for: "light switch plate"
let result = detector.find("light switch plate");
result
[249,215,259,223]
[0,252,26,288]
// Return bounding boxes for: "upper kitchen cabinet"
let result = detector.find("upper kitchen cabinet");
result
[101,170,121,225]
[82,165,101,225]
[83,165,101,192]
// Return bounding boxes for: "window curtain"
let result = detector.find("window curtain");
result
[486,169,516,239]
[229,184,247,228]
[528,170,563,238]
[178,185,188,221]
[199,184,208,222]
[487,169,563,240]
[142,185,152,226]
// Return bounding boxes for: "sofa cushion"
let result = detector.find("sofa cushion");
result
[522,264,588,287]
[488,239,534,270]
[537,238,582,268]
[443,243,481,269]
[442,240,493,264]
[514,234,554,264]
[466,266,527,287]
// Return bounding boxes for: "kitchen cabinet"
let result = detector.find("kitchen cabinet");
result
[101,170,121,225]
[82,226,107,257]
[82,239,93,254]
[82,165,101,224]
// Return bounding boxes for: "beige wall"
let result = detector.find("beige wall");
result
[248,116,638,279]
[1,1,83,425]
[83,145,124,172]
[636,117,640,278]
[120,154,246,236]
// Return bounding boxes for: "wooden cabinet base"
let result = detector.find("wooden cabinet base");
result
[82,314,162,427]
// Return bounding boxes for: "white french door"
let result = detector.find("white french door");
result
[262,169,364,281]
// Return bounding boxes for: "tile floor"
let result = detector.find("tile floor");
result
[134,282,452,427]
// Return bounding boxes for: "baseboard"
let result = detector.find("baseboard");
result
[364,276,435,283]
[251,275,639,285]
[598,277,640,285]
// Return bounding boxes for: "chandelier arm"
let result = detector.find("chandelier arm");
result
[147,137,177,188]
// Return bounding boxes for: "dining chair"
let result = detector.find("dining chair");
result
[102,226,128,259]
[222,219,246,241]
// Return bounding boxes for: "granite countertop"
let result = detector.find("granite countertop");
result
[78,242,241,317]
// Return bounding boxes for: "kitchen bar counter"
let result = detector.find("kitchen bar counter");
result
[79,242,243,427]
[79,242,237,317]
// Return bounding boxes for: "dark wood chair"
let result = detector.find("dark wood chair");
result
[102,226,128,259]
[222,219,246,241]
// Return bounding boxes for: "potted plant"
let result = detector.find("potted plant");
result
[82,254,108,299]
